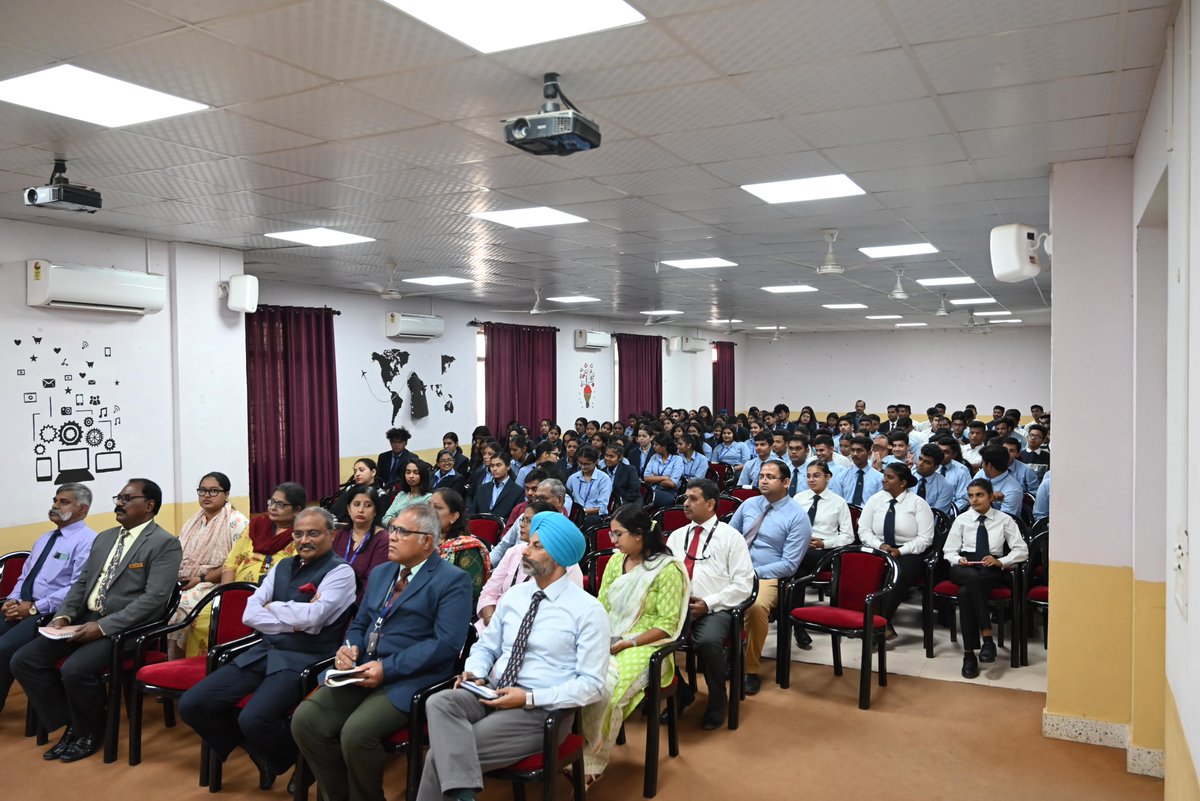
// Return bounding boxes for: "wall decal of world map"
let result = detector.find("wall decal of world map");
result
[366,349,457,424]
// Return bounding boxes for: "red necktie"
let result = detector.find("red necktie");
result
[685,525,703,578]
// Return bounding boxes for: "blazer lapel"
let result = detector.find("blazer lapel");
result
[113,520,157,575]
[393,556,439,611]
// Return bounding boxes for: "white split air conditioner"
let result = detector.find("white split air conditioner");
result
[678,336,710,353]
[574,329,611,350]
[385,312,444,339]
[26,259,166,315]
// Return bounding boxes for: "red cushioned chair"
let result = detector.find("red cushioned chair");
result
[0,550,30,597]
[128,581,259,766]
[777,547,898,710]
[583,524,615,555]
[918,509,956,658]
[467,514,506,548]
[1023,528,1049,665]
[714,495,742,518]
[929,553,1024,670]
[705,464,729,491]
[485,707,585,801]
[650,506,689,536]
[728,487,758,502]
[581,549,616,596]
[683,577,758,730]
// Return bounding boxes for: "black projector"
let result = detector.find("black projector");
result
[504,109,601,156]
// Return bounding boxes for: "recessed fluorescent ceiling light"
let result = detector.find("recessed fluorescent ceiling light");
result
[265,227,375,247]
[661,258,737,269]
[641,310,683,315]
[402,276,472,286]
[974,310,1012,316]
[762,284,818,294]
[949,297,998,305]
[895,322,927,327]
[858,243,939,259]
[741,174,865,204]
[0,65,208,127]
[470,207,587,228]
[547,295,600,303]
[915,276,974,287]
[380,0,645,53]
[709,319,743,324]
[822,303,868,309]
[755,326,787,330]
[991,319,1023,323]
[866,315,903,320]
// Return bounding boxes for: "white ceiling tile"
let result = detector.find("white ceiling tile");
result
[351,58,536,121]
[663,0,899,73]
[499,179,628,206]
[886,0,1121,45]
[960,115,1114,159]
[127,110,319,157]
[78,29,326,107]
[549,138,686,177]
[735,49,929,116]
[201,0,475,80]
[785,98,951,148]
[487,23,687,74]
[161,157,317,190]
[0,105,103,150]
[99,170,228,199]
[699,150,842,185]
[112,199,242,225]
[567,55,721,102]
[942,73,1118,131]
[584,80,771,136]
[432,155,581,190]
[232,85,435,141]
[349,124,513,168]
[823,133,968,172]
[651,119,812,165]
[129,0,306,24]
[255,179,389,210]
[0,44,56,82]
[185,190,315,217]
[0,0,182,59]
[341,168,485,198]
[245,143,405,181]
[597,167,728,197]
[39,130,221,171]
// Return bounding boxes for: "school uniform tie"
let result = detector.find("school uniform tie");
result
[807,494,820,525]
[788,466,800,497]
[883,500,897,548]
[497,590,547,688]
[852,469,865,505]
[917,478,927,498]
[973,515,990,562]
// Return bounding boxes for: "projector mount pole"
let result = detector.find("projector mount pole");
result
[49,159,70,186]
[541,72,580,113]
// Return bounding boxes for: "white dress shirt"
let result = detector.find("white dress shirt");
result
[857,489,935,555]
[942,508,1029,568]
[792,489,855,549]
[666,516,754,613]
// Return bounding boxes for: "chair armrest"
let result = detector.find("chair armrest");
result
[208,632,262,669]
[298,655,335,694]
[539,707,580,773]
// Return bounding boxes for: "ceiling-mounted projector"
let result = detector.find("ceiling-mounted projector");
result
[504,72,600,156]
[24,159,101,213]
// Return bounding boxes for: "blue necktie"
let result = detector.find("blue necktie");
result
[852,469,865,505]
[19,530,61,602]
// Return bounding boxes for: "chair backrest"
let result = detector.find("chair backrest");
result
[210,582,258,648]
[0,551,30,598]
[588,526,615,552]
[715,494,742,518]
[1021,492,1036,526]
[848,505,862,537]
[467,514,504,547]
[730,487,758,502]
[1030,516,1049,539]
[582,548,616,596]
[706,463,729,487]
[653,506,690,534]
[930,509,954,553]
[568,503,585,526]
[832,549,893,612]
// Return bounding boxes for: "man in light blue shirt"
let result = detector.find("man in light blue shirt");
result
[933,437,972,512]
[830,436,883,506]
[736,433,786,486]
[727,461,810,694]
[1032,470,1051,522]
[417,513,608,801]
[1000,439,1041,494]
[976,445,1024,517]
[913,445,956,515]
[0,483,96,713]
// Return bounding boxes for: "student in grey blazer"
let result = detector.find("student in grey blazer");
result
[12,477,182,763]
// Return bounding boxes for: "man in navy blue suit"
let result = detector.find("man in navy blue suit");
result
[291,504,472,801]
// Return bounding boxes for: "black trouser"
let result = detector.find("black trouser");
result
[881,554,927,621]
[11,610,112,735]
[179,657,303,772]
[0,614,42,711]
[689,610,733,715]
[949,564,1005,650]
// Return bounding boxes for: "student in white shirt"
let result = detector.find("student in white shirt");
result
[942,479,1028,678]
[858,463,935,640]
[790,461,854,650]
[665,479,753,730]
[960,421,987,470]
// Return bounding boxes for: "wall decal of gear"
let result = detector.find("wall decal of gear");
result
[86,428,103,447]
[104,438,116,451]
[59,421,83,446]
[39,424,57,443]
[34,443,46,455]
[83,416,94,427]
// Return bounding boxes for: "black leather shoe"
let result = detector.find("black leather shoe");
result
[660,685,694,722]
[43,727,76,761]
[979,641,997,663]
[793,627,813,650]
[246,749,277,791]
[961,652,980,679]
[58,733,101,762]
[700,710,724,730]
[743,674,761,695]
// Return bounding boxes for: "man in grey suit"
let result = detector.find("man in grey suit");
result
[12,478,182,763]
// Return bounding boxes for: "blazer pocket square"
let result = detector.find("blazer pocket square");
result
[128,562,145,569]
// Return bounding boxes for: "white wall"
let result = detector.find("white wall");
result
[0,219,247,528]
[735,326,1051,416]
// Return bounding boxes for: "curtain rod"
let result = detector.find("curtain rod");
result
[467,318,559,332]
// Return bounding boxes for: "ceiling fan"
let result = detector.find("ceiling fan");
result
[792,229,872,275]
[747,326,796,343]
[962,310,994,334]
[489,287,565,316]
[361,262,446,301]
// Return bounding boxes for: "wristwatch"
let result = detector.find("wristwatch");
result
[28,604,38,617]
[524,691,535,709]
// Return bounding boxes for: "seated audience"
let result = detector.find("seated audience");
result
[489,479,570,567]
[291,504,473,801]
[913,444,956,515]
[974,445,1024,517]
[1033,470,1051,522]
[831,436,883,506]
[603,443,642,506]
[443,432,471,474]
[1000,438,1042,494]
[933,436,972,512]
[328,459,380,524]
[942,479,1028,678]
[566,446,612,528]
[782,434,813,498]
[678,434,710,483]
[377,427,418,490]
[0,483,96,713]
[382,460,434,526]
[332,485,391,603]
[432,489,492,604]
[643,433,685,508]
[857,464,935,640]
[432,449,468,495]
[169,472,250,657]
[468,454,522,521]
[710,425,750,471]
[415,513,608,801]
[13,478,182,762]
[1020,424,1051,479]
[736,432,785,487]
[180,507,355,789]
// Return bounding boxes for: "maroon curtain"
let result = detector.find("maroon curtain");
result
[713,341,736,415]
[245,305,340,512]
[616,333,663,417]
[483,322,557,435]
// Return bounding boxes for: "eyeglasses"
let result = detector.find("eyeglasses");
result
[113,494,146,504]
[292,529,329,541]
[196,487,226,496]
[387,526,430,538]
[266,499,293,509]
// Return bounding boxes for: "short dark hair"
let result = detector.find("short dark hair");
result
[200,471,232,493]
[386,427,411,442]
[807,460,832,477]
[1027,424,1047,436]
[443,431,460,445]
[883,463,917,488]
[896,416,913,429]
[576,445,599,463]
[273,481,306,509]
[688,478,720,504]
[979,445,1010,472]
[968,478,994,494]
[888,431,909,445]
[812,434,834,449]
[968,420,986,430]
[130,477,163,514]
[919,443,943,462]
[849,435,872,450]
[753,431,771,445]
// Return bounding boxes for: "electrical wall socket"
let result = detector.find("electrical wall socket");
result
[1174,525,1188,619]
